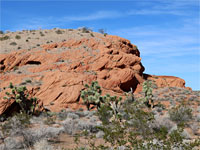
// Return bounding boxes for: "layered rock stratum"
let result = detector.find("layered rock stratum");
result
[0,28,190,115]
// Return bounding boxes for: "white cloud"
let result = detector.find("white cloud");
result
[127,9,186,16]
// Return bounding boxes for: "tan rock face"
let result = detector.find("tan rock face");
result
[0,32,189,115]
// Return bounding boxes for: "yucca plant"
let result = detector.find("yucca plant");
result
[3,82,39,115]
[101,94,122,120]
[81,81,103,110]
[142,80,153,108]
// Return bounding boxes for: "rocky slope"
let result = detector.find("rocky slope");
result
[0,28,191,115]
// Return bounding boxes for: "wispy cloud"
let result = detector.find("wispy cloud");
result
[9,10,122,31]
[62,11,122,21]
[7,0,199,31]
[6,0,199,31]
[111,18,200,57]
[127,0,198,16]
[127,9,185,16]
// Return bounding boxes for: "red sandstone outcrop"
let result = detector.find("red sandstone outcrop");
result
[0,33,190,115]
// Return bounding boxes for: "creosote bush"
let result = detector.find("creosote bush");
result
[3,82,40,115]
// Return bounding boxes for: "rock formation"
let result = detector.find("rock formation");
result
[0,29,190,115]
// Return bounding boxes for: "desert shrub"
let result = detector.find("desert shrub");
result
[40,31,45,36]
[0,30,4,34]
[90,33,94,37]
[43,116,56,125]
[55,29,63,34]
[76,81,200,149]
[0,35,9,41]
[98,29,105,34]
[13,66,18,71]
[79,27,92,33]
[15,35,21,39]
[10,42,17,46]
[169,105,192,125]
[0,113,31,137]
[0,113,32,149]
[98,29,108,37]
[95,104,199,149]
[33,139,54,150]
[3,82,40,115]
[25,79,32,83]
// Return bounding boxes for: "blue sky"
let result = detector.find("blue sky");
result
[1,0,200,90]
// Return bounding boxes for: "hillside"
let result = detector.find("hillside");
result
[0,28,199,149]
[0,28,191,114]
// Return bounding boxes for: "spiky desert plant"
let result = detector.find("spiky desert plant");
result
[81,81,103,110]
[142,80,153,108]
[81,81,122,121]
[101,94,122,119]
[3,82,39,115]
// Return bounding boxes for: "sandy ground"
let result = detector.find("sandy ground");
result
[0,28,104,54]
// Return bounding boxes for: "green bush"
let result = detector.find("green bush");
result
[3,82,39,115]
[55,29,63,34]
[169,105,192,125]
[0,35,9,41]
[40,31,45,36]
[15,35,21,39]
[10,42,17,46]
